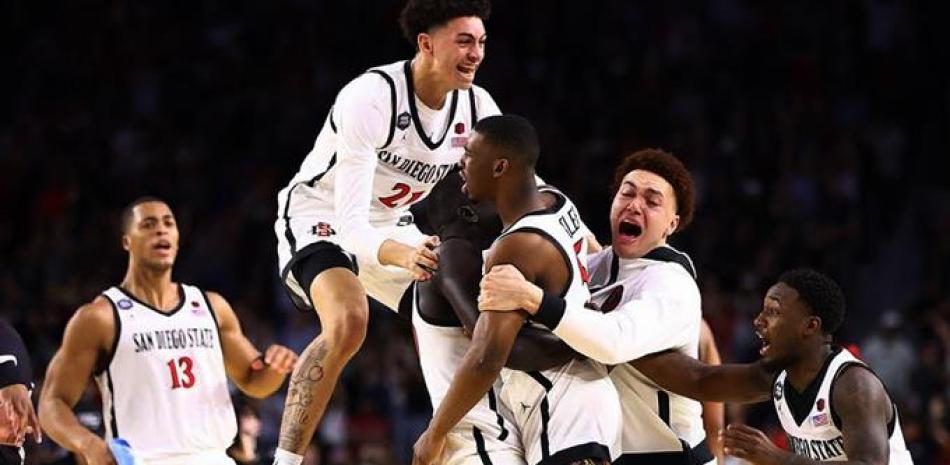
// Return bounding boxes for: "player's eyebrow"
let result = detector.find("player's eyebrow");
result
[622,181,665,198]
[456,32,483,41]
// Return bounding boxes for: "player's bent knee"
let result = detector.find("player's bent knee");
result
[326,305,369,354]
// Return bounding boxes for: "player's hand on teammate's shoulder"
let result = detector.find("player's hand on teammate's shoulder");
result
[79,435,118,465]
[412,428,447,465]
[408,236,441,282]
[721,423,787,465]
[251,344,298,375]
[478,264,542,314]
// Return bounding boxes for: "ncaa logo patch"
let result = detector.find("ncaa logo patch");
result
[397,112,411,130]
[811,413,829,427]
[117,299,133,310]
[774,382,784,400]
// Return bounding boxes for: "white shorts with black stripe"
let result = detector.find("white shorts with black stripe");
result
[499,359,622,465]
[275,214,427,312]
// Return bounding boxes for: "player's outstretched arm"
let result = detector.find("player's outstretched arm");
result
[38,299,117,465]
[632,350,774,403]
[432,238,577,371]
[206,292,297,398]
[414,234,550,465]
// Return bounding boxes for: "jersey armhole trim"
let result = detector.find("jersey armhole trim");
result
[97,294,122,376]
[828,362,897,436]
[498,227,574,299]
[200,290,226,353]
[469,88,478,127]
[366,69,397,149]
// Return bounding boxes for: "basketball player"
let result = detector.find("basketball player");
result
[410,169,583,464]
[413,115,621,465]
[39,198,297,465]
[479,148,713,464]
[639,269,914,464]
[1,320,40,465]
[273,1,499,462]
[488,265,915,464]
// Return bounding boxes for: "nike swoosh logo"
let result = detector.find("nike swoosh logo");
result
[0,355,17,366]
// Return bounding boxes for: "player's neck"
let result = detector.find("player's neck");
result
[497,180,544,228]
[411,58,450,110]
[785,343,833,391]
[121,265,178,311]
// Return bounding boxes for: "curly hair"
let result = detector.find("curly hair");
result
[778,269,846,335]
[399,0,491,47]
[612,148,695,231]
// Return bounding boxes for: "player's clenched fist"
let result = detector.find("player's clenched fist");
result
[251,345,298,374]
[412,429,447,465]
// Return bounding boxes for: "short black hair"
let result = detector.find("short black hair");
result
[120,196,169,235]
[473,114,540,168]
[779,269,846,335]
[399,0,491,47]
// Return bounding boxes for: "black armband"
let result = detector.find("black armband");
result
[534,292,567,330]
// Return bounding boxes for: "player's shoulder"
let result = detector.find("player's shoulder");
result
[69,296,117,334]
[830,360,892,422]
[337,61,403,105]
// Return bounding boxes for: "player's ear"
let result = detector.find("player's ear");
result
[665,215,680,238]
[121,234,131,252]
[417,33,434,55]
[492,159,508,178]
[804,315,822,336]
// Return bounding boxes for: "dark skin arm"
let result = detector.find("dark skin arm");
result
[631,349,775,403]
[431,237,578,371]
[413,232,566,465]
[721,365,893,465]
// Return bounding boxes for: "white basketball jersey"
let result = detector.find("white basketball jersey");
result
[276,59,497,269]
[492,192,622,462]
[492,190,591,330]
[95,284,237,461]
[583,246,710,461]
[773,347,913,463]
[411,286,522,459]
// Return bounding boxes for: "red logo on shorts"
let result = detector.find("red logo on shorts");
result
[455,122,465,134]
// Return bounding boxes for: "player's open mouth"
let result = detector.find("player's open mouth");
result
[757,331,771,356]
[457,64,476,77]
[153,240,172,251]
[618,220,642,238]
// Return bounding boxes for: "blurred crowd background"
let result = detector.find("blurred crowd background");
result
[3,1,949,464]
